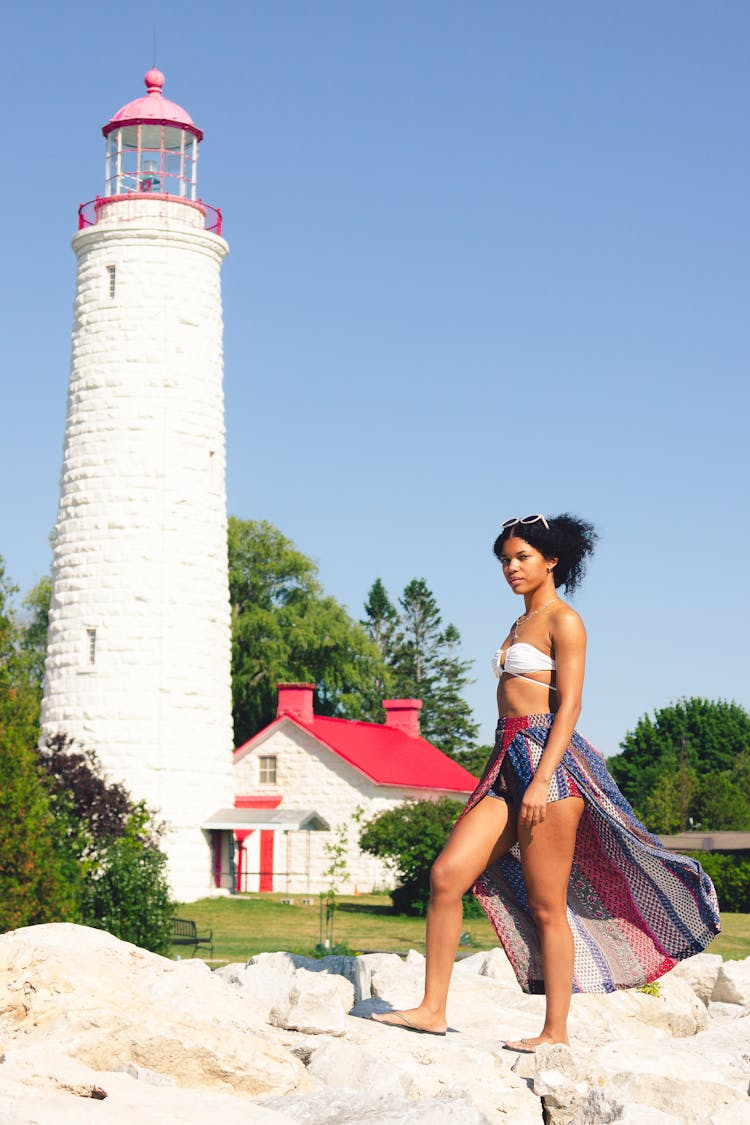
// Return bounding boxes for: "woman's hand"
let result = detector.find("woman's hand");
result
[519,777,549,828]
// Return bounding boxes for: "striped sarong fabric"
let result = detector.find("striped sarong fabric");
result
[467,713,721,994]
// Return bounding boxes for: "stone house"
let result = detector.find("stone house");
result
[229,683,478,895]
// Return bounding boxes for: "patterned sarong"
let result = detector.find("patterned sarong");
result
[466,714,721,994]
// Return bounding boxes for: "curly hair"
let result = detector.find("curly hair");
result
[493,513,598,594]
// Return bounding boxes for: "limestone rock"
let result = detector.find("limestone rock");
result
[269,972,354,1035]
[306,1038,417,1098]
[669,952,723,1006]
[712,959,750,1006]
[1,923,749,1124]
[569,972,708,1044]
[0,923,306,1098]
[0,1045,296,1124]
[363,951,427,1010]
[246,951,301,976]
[244,950,371,1006]
[532,1043,599,1121]
[258,1088,492,1123]
[453,947,519,989]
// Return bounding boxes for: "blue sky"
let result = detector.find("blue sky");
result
[2,1,748,753]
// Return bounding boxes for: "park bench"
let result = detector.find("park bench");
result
[170,917,214,958]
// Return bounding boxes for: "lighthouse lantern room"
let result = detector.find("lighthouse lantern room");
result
[42,69,236,901]
[103,68,200,199]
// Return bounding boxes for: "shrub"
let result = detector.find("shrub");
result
[80,804,173,954]
[687,852,750,914]
[38,735,173,952]
[360,798,482,917]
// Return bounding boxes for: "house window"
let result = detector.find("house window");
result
[106,265,116,299]
[259,756,277,784]
[86,628,97,665]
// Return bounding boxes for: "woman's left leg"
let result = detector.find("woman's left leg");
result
[506,796,584,1049]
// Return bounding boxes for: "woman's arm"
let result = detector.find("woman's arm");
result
[518,608,586,828]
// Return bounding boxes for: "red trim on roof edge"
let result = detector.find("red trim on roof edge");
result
[235,795,282,809]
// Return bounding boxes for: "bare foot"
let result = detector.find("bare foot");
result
[371,1007,447,1036]
[503,1034,569,1053]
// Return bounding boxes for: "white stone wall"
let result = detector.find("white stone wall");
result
[234,724,469,894]
[41,202,235,901]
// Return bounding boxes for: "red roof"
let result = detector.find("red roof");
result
[235,713,478,794]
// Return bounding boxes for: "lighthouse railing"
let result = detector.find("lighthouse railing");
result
[78,196,223,236]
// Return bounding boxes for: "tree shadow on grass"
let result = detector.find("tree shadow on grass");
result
[336,902,398,916]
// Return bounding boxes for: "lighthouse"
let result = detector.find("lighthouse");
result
[41,69,235,900]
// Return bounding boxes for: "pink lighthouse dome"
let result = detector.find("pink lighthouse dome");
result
[104,68,203,140]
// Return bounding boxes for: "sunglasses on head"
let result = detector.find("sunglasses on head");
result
[501,514,549,531]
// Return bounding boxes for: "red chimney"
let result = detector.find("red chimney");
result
[383,699,422,738]
[277,683,315,723]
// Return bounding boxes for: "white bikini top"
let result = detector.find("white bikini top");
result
[492,642,557,691]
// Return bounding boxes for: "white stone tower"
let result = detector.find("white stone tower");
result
[41,68,235,901]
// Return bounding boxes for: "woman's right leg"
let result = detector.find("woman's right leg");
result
[372,794,516,1032]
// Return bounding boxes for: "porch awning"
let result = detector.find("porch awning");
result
[201,808,330,832]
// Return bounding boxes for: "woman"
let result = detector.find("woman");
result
[373,513,720,1051]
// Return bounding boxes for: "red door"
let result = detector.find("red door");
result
[259,830,274,892]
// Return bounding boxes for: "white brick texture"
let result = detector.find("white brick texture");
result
[41,204,235,901]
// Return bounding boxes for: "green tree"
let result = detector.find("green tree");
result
[361,579,397,700]
[391,579,442,700]
[609,699,750,831]
[426,622,479,756]
[229,519,388,743]
[0,559,74,929]
[368,578,478,756]
[0,725,77,931]
[689,853,750,913]
[690,772,750,832]
[640,767,699,835]
[19,574,52,695]
[0,562,42,747]
[359,798,481,916]
[453,744,492,780]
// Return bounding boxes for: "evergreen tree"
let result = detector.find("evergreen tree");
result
[365,577,478,756]
[427,622,479,757]
[361,579,397,701]
[392,579,442,700]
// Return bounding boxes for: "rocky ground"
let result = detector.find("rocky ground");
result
[0,923,747,1123]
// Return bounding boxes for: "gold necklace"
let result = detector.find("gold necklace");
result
[512,597,558,640]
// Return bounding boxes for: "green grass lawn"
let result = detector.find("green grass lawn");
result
[173,894,749,966]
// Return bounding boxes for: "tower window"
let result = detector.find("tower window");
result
[106,265,116,299]
[86,628,97,665]
[259,756,277,784]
